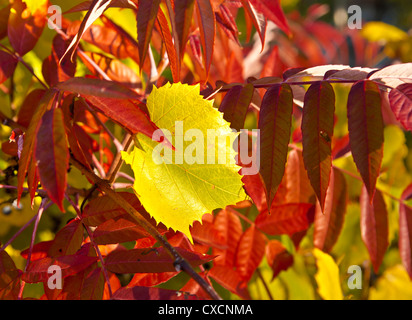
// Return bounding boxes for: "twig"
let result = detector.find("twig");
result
[69,156,222,300]
[256,268,274,300]
[17,198,50,299]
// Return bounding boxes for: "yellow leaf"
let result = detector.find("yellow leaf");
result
[313,248,343,300]
[369,265,412,300]
[361,21,408,43]
[122,83,246,242]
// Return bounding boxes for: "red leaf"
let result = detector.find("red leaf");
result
[235,224,266,281]
[388,83,412,131]
[111,286,199,300]
[302,81,335,211]
[137,0,161,67]
[56,78,164,141]
[82,192,143,226]
[241,0,266,47]
[127,272,178,288]
[265,240,294,279]
[0,250,21,300]
[219,83,254,131]
[92,215,161,245]
[180,271,212,300]
[285,149,316,204]
[259,83,293,209]
[0,5,10,40]
[105,247,213,274]
[347,80,384,200]
[17,89,46,129]
[174,0,195,61]
[190,214,225,248]
[208,265,250,299]
[241,172,266,212]
[48,219,84,257]
[313,167,347,253]
[248,0,290,37]
[82,194,166,237]
[360,186,388,273]
[59,267,104,300]
[42,35,77,87]
[399,183,412,279]
[21,241,54,261]
[7,0,46,56]
[255,203,315,236]
[35,108,69,211]
[212,209,243,267]
[22,255,98,283]
[156,8,180,82]
[0,50,18,85]
[196,0,216,78]
[215,4,240,44]
[17,90,57,205]
[61,0,113,62]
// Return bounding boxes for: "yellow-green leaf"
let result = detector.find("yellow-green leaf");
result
[122,83,246,242]
[313,248,343,300]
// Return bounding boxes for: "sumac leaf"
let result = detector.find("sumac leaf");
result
[255,203,315,236]
[219,83,254,131]
[313,168,347,253]
[388,83,412,131]
[249,0,290,37]
[302,81,335,211]
[48,219,84,257]
[265,240,294,279]
[56,78,162,140]
[259,83,293,209]
[105,247,213,274]
[35,108,69,211]
[111,286,199,300]
[196,0,215,77]
[22,255,98,283]
[8,0,46,56]
[174,0,195,61]
[360,186,388,273]
[235,224,266,281]
[212,209,243,267]
[0,250,21,300]
[137,0,161,67]
[347,80,384,200]
[241,0,266,47]
[17,90,57,204]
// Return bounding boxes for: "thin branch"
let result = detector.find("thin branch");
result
[256,268,274,300]
[64,193,113,298]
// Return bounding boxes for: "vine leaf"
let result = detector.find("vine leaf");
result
[347,80,384,201]
[122,83,246,242]
[302,81,335,212]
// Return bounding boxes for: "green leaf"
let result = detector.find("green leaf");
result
[122,83,246,242]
